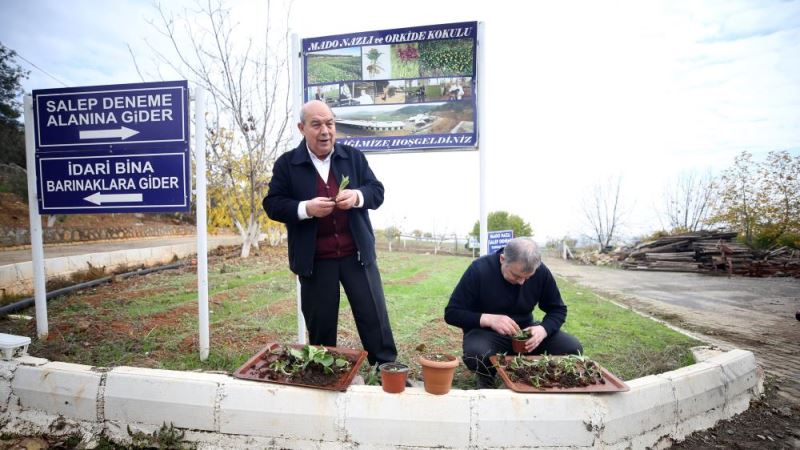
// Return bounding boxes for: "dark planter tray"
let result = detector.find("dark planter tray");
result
[489,355,630,393]
[234,343,367,392]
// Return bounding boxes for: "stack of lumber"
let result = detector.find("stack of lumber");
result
[747,247,800,277]
[621,231,751,273]
[576,250,619,266]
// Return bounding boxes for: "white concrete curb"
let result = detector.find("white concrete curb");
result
[0,349,762,449]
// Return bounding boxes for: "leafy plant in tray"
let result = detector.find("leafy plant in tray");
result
[234,343,367,391]
[491,353,629,393]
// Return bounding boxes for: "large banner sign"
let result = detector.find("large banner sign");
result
[302,21,478,152]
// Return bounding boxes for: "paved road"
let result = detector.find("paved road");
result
[0,235,241,266]
[544,256,800,403]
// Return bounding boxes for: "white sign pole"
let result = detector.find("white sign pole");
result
[23,94,48,338]
[194,87,210,360]
[291,32,307,345]
[478,22,488,256]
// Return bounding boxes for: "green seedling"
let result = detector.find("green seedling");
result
[513,329,532,340]
[288,344,351,375]
[338,175,350,192]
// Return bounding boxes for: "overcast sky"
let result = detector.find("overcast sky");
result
[2,0,799,242]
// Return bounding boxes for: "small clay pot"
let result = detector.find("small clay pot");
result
[379,362,409,393]
[511,338,528,354]
[419,353,459,395]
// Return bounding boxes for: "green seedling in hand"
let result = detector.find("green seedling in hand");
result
[331,175,350,202]
[338,175,350,192]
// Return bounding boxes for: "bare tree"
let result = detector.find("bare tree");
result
[142,0,293,257]
[581,176,625,251]
[384,226,401,252]
[661,170,716,232]
[431,226,450,255]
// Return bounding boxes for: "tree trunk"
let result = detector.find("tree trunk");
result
[239,216,261,258]
[232,218,254,258]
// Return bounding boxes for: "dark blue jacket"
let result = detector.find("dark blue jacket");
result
[263,140,384,277]
[444,250,568,337]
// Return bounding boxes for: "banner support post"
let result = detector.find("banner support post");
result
[478,22,488,256]
[291,32,308,345]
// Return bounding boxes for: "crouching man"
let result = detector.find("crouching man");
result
[444,237,583,388]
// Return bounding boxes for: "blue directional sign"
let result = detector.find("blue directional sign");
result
[36,152,190,213]
[488,230,514,253]
[33,80,188,150]
[31,81,191,214]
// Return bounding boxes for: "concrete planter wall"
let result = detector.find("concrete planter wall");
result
[0,349,762,449]
[0,237,241,296]
[0,224,198,248]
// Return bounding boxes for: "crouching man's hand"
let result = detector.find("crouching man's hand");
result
[480,313,520,336]
[525,325,548,352]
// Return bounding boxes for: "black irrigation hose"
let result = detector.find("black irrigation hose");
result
[0,261,187,317]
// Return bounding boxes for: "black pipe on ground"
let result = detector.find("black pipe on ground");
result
[0,261,186,317]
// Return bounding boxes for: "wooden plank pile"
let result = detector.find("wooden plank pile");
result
[621,231,751,274]
[745,247,800,277]
[621,231,800,277]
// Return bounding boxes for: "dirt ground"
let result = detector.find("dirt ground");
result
[671,376,800,449]
[545,256,800,449]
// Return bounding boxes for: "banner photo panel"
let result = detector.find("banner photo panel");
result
[302,21,478,153]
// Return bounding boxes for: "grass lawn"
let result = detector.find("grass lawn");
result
[0,246,700,390]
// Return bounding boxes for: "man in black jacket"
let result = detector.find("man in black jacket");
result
[445,237,582,388]
[263,100,397,366]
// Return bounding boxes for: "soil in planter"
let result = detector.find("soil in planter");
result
[492,354,628,392]
[423,353,454,362]
[237,343,364,390]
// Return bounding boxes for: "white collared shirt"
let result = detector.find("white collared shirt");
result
[297,144,364,220]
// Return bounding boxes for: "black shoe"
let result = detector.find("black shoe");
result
[476,375,496,389]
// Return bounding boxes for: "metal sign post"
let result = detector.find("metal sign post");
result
[478,22,488,256]
[291,32,308,345]
[194,87,209,361]
[23,95,48,338]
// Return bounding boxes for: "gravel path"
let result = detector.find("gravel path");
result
[544,256,800,404]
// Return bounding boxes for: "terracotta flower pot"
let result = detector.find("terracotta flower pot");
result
[511,338,528,354]
[379,362,409,393]
[418,353,459,395]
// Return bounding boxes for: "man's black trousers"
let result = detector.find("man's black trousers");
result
[462,328,583,378]
[299,254,397,365]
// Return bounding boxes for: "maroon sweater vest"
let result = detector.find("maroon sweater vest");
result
[315,171,356,259]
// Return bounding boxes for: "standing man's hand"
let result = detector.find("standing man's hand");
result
[335,189,359,210]
[480,313,521,336]
[524,325,548,352]
[306,197,336,218]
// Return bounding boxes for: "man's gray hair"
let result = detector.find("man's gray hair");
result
[503,237,542,273]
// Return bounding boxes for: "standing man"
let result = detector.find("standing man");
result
[444,237,583,388]
[263,100,397,366]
